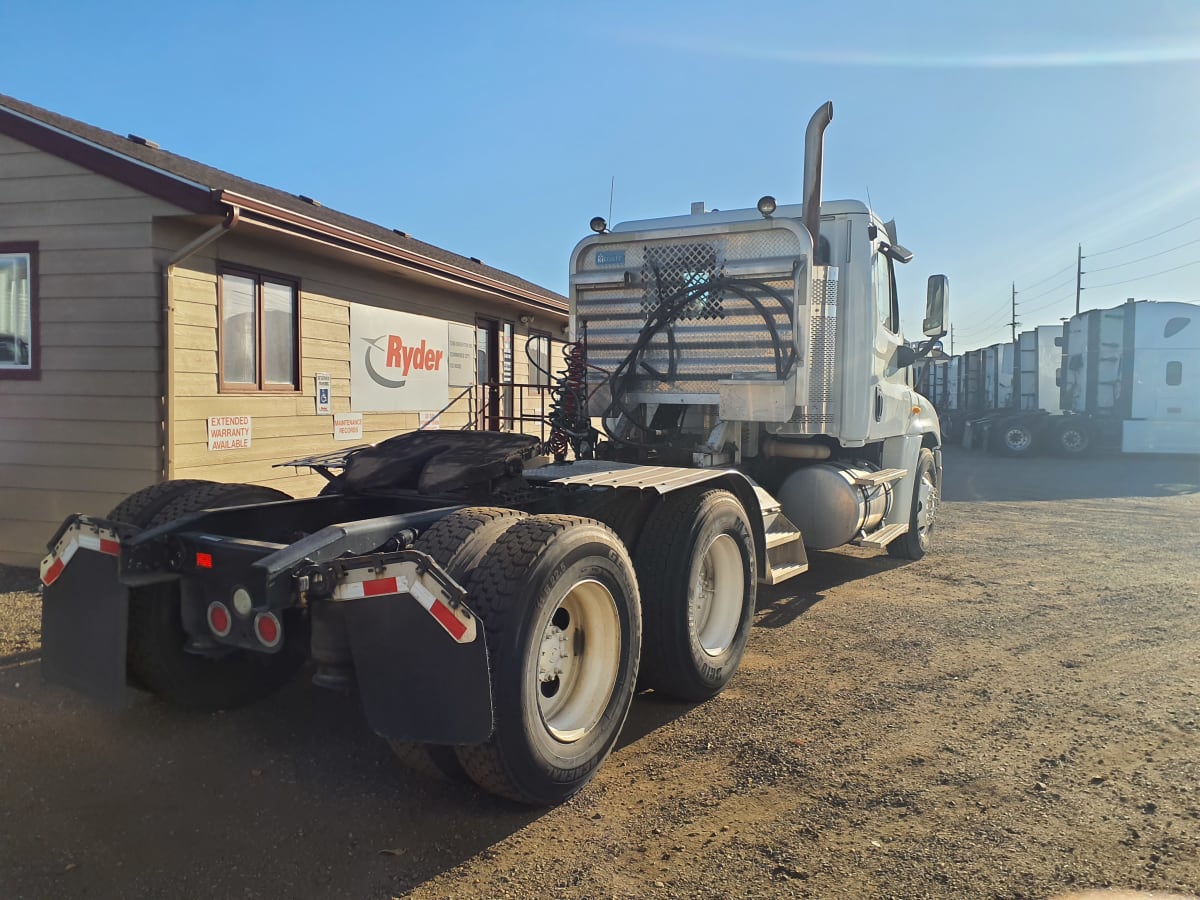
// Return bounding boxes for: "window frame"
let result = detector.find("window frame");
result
[1165,360,1182,387]
[873,245,900,335]
[0,241,40,381]
[216,264,302,393]
[528,328,553,388]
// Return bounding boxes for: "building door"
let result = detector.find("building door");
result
[477,317,500,430]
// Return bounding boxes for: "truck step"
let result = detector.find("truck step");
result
[853,467,908,487]
[760,510,808,585]
[853,522,909,549]
[753,484,782,529]
[761,561,809,585]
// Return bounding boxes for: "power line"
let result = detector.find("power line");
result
[1022,291,1076,317]
[1087,215,1200,257]
[1017,261,1075,291]
[1083,236,1200,274]
[1084,256,1200,290]
[1018,275,1075,304]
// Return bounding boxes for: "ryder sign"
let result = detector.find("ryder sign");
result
[350,305,449,412]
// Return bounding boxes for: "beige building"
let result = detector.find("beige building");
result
[0,94,567,567]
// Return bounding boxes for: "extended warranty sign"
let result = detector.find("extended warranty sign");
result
[361,335,406,388]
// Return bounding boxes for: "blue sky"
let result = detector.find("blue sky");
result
[5,0,1200,351]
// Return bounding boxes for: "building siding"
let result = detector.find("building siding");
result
[0,130,565,567]
[153,222,565,500]
[0,133,182,566]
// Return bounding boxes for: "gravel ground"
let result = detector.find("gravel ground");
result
[1,448,1198,899]
[0,563,39,656]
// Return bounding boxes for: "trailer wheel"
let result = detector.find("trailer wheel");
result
[888,448,939,561]
[633,489,756,702]
[111,481,306,711]
[388,507,529,782]
[995,420,1036,457]
[1051,418,1092,457]
[454,516,640,805]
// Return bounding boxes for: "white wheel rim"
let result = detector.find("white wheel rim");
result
[915,469,938,547]
[534,578,621,744]
[1005,428,1030,451]
[690,533,743,657]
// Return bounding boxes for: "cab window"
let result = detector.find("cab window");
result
[873,249,898,334]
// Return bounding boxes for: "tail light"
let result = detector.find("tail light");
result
[207,602,232,638]
[254,612,282,648]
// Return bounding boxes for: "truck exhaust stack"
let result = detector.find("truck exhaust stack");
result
[803,101,834,250]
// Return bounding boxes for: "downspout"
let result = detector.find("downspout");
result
[161,207,240,479]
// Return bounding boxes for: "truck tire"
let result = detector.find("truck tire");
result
[107,479,218,528]
[390,507,528,782]
[111,481,306,711]
[888,448,938,561]
[633,489,756,702]
[454,515,641,805]
[995,419,1036,457]
[1051,418,1092,457]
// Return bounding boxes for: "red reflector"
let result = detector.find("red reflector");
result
[254,613,281,647]
[196,552,213,569]
[207,602,232,637]
[43,556,66,587]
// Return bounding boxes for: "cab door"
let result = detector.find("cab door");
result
[867,246,913,439]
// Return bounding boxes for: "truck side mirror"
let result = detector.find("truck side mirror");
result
[896,344,918,368]
[923,275,949,338]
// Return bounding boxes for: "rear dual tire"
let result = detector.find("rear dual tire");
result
[452,515,641,806]
[633,489,756,702]
[109,480,305,711]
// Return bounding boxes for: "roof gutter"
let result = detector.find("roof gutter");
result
[161,207,240,479]
[216,191,566,315]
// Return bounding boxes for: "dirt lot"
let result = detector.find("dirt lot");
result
[1,448,1198,899]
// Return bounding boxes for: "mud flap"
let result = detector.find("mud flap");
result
[344,595,493,744]
[41,548,130,707]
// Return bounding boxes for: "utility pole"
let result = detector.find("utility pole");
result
[1075,243,1083,315]
[950,323,954,356]
[1010,282,1018,343]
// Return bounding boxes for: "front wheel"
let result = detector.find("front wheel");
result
[454,515,641,805]
[888,448,939,561]
[633,489,756,702]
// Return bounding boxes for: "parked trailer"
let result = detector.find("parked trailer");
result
[960,300,1199,456]
[38,102,949,805]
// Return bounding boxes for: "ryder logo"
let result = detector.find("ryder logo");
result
[362,334,446,389]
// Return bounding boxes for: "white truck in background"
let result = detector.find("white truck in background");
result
[944,300,1199,456]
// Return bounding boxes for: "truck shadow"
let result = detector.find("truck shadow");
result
[0,549,909,898]
[942,447,1200,502]
[754,549,905,629]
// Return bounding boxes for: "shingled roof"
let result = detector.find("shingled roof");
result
[0,93,566,312]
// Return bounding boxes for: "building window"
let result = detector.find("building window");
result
[0,242,37,379]
[218,268,299,391]
[529,330,552,387]
[1165,361,1182,386]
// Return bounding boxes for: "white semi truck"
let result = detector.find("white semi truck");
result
[38,101,948,805]
[955,300,1199,456]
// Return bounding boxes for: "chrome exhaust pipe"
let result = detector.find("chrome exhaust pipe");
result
[802,101,834,251]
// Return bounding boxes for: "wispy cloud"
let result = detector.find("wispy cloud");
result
[626,34,1200,69]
